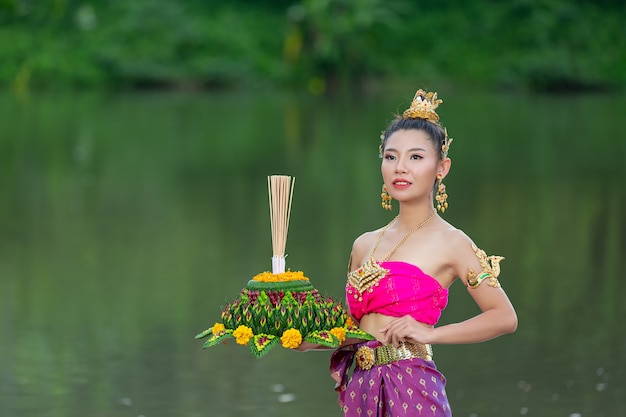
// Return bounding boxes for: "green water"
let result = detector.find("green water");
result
[0,89,624,417]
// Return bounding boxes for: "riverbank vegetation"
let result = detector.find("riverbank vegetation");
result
[1,0,624,93]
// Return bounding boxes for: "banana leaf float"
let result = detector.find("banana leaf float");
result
[195,175,373,357]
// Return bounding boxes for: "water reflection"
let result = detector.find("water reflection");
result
[0,90,624,417]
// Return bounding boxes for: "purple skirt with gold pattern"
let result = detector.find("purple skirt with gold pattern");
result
[330,341,452,417]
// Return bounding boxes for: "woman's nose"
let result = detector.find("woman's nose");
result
[395,157,408,173]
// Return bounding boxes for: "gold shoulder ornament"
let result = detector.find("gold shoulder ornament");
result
[466,243,504,289]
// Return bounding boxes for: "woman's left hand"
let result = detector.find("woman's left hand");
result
[379,316,435,347]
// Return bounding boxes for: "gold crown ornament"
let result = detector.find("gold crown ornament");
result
[402,89,443,124]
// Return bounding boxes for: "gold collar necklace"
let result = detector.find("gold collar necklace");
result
[347,211,436,299]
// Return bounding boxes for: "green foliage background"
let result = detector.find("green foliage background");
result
[1,0,625,92]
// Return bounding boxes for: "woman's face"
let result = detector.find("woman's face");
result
[381,129,447,204]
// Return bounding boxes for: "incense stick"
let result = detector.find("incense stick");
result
[267,175,295,272]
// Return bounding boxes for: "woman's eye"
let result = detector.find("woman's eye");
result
[410,154,423,160]
[384,154,396,160]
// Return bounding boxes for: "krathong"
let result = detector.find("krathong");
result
[195,175,373,357]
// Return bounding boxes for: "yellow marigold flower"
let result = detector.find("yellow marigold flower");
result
[252,270,309,282]
[280,328,302,349]
[252,271,273,282]
[345,316,355,328]
[282,270,308,281]
[212,322,226,335]
[330,327,346,344]
[233,325,254,345]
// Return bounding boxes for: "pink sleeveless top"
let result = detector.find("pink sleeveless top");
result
[346,261,449,325]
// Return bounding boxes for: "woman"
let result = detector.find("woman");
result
[324,88,517,416]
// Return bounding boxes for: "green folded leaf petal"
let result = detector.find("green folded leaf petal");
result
[202,330,234,348]
[249,334,279,358]
[195,328,213,339]
[345,327,375,341]
[304,330,339,347]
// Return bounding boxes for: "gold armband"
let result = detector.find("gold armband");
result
[466,244,504,289]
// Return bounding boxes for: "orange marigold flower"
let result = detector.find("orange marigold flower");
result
[345,316,355,327]
[280,328,302,349]
[330,327,346,344]
[233,325,254,345]
[212,322,226,335]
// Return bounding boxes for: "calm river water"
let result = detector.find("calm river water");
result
[0,89,624,417]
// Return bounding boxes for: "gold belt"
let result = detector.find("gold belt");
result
[355,342,433,370]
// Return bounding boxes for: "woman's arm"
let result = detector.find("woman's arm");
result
[380,231,517,347]
[430,284,517,344]
[380,284,517,346]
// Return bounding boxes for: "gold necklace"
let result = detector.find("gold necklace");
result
[347,211,436,300]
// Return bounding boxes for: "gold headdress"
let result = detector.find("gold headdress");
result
[402,89,442,123]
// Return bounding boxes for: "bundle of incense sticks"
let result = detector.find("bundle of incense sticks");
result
[267,175,295,274]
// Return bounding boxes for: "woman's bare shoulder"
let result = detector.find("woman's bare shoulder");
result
[425,219,466,246]
[437,226,478,256]
[438,227,502,281]
[444,226,473,246]
[349,228,383,270]
[352,229,379,247]
[423,223,477,262]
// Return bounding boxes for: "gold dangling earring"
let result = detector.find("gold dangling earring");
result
[381,184,392,211]
[435,174,449,213]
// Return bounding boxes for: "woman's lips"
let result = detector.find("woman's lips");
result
[392,180,411,189]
